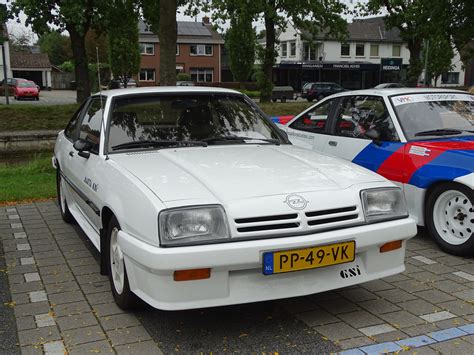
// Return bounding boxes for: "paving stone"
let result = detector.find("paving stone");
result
[56,312,99,331]
[430,338,473,354]
[14,301,51,318]
[29,290,48,303]
[379,310,425,328]
[93,302,126,317]
[42,271,75,284]
[357,298,401,315]
[11,223,23,229]
[35,257,66,267]
[53,301,91,317]
[8,214,20,220]
[14,232,27,239]
[409,271,445,283]
[453,289,474,302]
[69,264,100,276]
[11,281,44,294]
[421,263,455,274]
[396,335,436,349]
[360,279,395,292]
[35,313,56,328]
[296,309,339,326]
[33,251,63,261]
[107,325,153,346]
[372,329,410,343]
[18,326,61,346]
[398,299,441,316]
[415,289,456,303]
[416,248,446,259]
[429,327,467,341]
[437,256,468,266]
[44,281,80,294]
[84,291,115,305]
[17,243,31,251]
[76,273,109,285]
[403,264,424,274]
[99,313,141,331]
[62,325,106,346]
[359,341,402,354]
[403,323,440,337]
[49,290,85,305]
[453,271,474,282]
[319,297,360,315]
[338,310,383,329]
[276,296,319,314]
[338,287,378,303]
[438,299,474,316]
[24,272,41,282]
[383,273,410,283]
[21,257,35,266]
[115,340,162,355]
[16,316,37,331]
[358,323,396,337]
[338,336,375,350]
[67,257,98,268]
[459,324,474,335]
[67,340,114,355]
[432,279,468,294]
[43,340,66,354]
[9,273,26,284]
[420,310,456,323]
[393,279,431,293]
[80,281,111,294]
[376,289,417,303]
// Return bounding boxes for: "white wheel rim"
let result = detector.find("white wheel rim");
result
[433,190,473,246]
[110,227,125,294]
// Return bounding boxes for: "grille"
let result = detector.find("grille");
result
[305,206,359,227]
[234,213,300,233]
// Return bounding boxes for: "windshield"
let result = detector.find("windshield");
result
[18,81,36,88]
[391,93,474,140]
[107,94,283,152]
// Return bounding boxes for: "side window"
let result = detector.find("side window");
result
[289,99,334,133]
[78,98,104,153]
[64,103,87,141]
[334,96,399,142]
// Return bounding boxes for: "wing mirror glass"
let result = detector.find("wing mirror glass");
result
[73,139,92,158]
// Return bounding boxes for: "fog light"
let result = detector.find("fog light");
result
[173,268,211,281]
[380,240,403,253]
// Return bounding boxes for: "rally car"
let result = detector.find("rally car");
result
[53,86,415,310]
[274,89,474,256]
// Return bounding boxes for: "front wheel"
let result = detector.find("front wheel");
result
[56,170,74,223]
[426,183,474,256]
[107,216,139,310]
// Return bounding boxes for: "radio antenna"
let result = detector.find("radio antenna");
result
[96,47,109,160]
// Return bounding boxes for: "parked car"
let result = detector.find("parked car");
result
[13,80,40,100]
[301,82,345,101]
[109,78,138,89]
[374,83,405,89]
[0,77,41,93]
[275,88,474,255]
[176,81,195,86]
[271,86,295,102]
[53,86,415,310]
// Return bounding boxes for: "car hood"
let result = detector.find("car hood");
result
[111,145,386,204]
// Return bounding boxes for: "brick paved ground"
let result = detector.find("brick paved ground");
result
[1,201,474,354]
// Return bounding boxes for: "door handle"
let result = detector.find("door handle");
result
[69,151,74,157]
[328,141,338,147]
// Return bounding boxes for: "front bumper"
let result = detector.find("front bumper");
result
[119,217,416,310]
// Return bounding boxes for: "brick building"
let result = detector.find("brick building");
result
[138,18,224,85]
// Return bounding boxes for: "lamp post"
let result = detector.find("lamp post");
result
[1,41,9,105]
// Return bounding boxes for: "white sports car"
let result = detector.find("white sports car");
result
[273,88,474,256]
[53,87,416,310]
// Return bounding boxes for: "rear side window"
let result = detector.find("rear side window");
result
[289,99,335,133]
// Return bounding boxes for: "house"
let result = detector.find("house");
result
[0,23,12,81]
[270,17,466,90]
[10,51,52,89]
[138,17,224,85]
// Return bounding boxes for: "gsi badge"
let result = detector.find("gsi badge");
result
[284,194,308,210]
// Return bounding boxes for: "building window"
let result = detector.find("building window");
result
[176,44,180,56]
[139,69,155,82]
[392,44,401,57]
[190,44,213,56]
[190,68,213,82]
[370,44,379,57]
[356,43,365,57]
[139,43,154,55]
[281,42,287,57]
[303,42,319,61]
[441,72,459,84]
[341,43,350,56]
[290,41,296,57]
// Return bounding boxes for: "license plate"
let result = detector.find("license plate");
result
[263,241,355,275]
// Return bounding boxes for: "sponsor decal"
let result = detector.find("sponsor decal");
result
[83,177,98,192]
[392,93,473,106]
[409,146,431,157]
[284,194,308,210]
[394,96,413,104]
[340,264,362,279]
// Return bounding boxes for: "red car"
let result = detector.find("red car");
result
[14,80,40,100]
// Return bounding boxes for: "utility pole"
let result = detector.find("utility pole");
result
[1,4,9,104]
[423,39,429,87]
[1,42,9,105]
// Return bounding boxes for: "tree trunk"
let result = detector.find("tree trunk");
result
[406,40,423,87]
[159,0,177,86]
[68,27,91,103]
[260,4,276,103]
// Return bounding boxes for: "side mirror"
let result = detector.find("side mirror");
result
[364,128,382,146]
[279,128,289,142]
[73,139,92,158]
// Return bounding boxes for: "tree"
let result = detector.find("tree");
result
[225,5,255,85]
[11,0,105,103]
[195,0,347,102]
[37,31,72,66]
[9,31,33,52]
[107,0,140,88]
[423,36,454,86]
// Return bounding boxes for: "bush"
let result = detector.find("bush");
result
[194,82,260,91]
[177,73,192,81]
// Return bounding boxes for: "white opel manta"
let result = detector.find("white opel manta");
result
[53,87,416,310]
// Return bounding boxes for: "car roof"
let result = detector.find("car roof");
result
[94,86,242,98]
[327,87,469,98]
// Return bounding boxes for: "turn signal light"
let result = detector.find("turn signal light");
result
[173,268,211,282]
[380,240,403,253]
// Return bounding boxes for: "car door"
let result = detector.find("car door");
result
[282,97,339,151]
[62,97,105,232]
[323,95,405,182]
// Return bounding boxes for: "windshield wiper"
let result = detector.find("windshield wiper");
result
[111,140,207,151]
[414,129,463,137]
[203,135,280,145]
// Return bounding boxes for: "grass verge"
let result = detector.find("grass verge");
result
[0,155,56,204]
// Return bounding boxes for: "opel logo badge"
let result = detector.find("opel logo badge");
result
[284,194,308,210]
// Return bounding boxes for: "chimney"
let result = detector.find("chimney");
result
[202,16,210,25]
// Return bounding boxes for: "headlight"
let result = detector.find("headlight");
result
[361,188,408,223]
[159,205,230,246]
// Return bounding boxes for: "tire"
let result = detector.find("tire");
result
[426,182,474,256]
[281,96,286,103]
[56,170,74,223]
[107,216,139,310]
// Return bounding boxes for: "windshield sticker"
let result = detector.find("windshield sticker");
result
[392,93,473,106]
